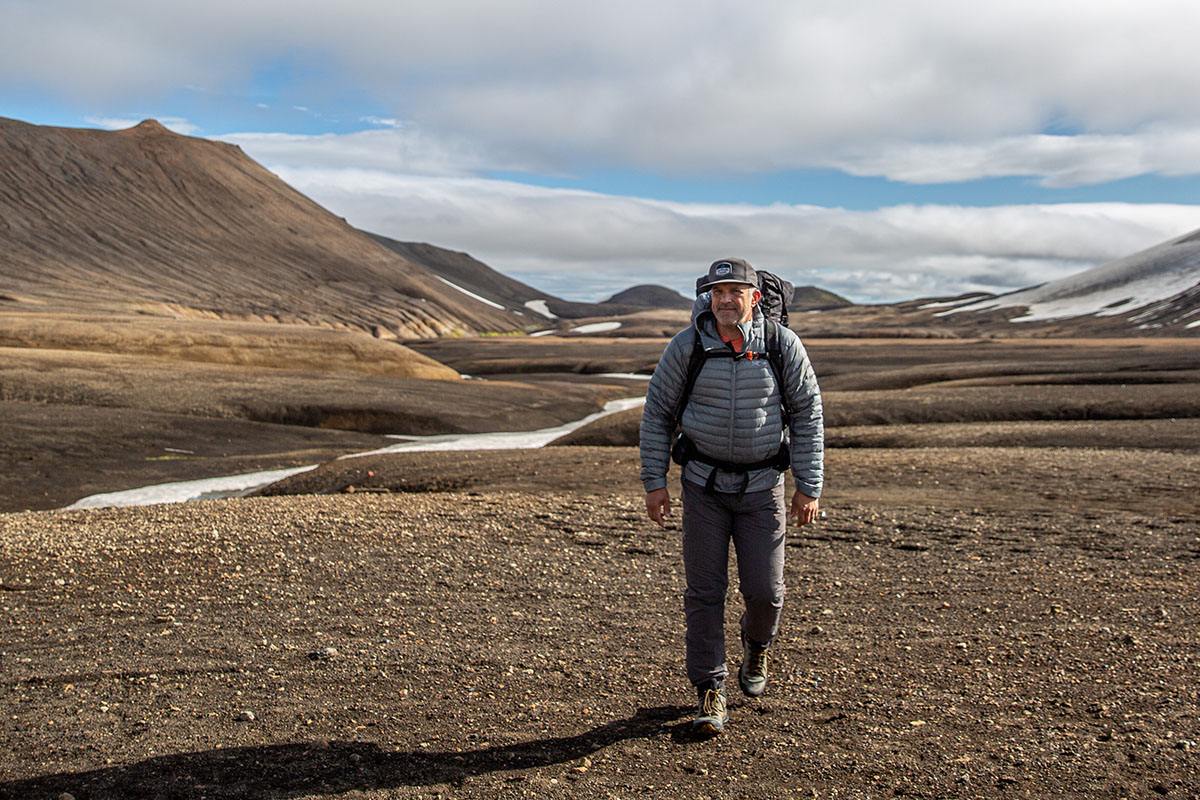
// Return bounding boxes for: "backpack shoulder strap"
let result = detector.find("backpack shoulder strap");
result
[670,328,707,429]
[672,322,789,430]
[762,319,792,422]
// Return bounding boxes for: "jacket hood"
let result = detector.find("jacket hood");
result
[691,292,712,325]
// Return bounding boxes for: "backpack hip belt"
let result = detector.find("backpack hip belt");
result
[671,431,790,499]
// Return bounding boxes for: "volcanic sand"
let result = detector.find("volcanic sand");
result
[1,332,1198,798]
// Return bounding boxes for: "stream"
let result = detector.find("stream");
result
[65,396,645,510]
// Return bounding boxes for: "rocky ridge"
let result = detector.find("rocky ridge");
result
[0,117,523,338]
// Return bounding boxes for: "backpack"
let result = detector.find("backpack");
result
[670,270,796,494]
[693,269,794,326]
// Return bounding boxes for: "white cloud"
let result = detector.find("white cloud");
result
[217,128,529,176]
[361,116,401,128]
[266,163,1199,303]
[826,126,1200,187]
[8,1,1200,183]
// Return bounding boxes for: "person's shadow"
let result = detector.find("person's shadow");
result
[0,705,691,800]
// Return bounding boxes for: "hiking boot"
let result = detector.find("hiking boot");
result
[738,633,769,698]
[693,680,728,734]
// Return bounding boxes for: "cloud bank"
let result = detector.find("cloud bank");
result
[261,161,1197,303]
[8,1,1200,183]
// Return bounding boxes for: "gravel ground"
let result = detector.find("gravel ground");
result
[2,447,1198,800]
[3,336,1197,798]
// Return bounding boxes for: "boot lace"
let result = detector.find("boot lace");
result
[700,688,723,715]
[746,645,768,677]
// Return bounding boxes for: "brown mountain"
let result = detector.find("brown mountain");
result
[792,285,853,310]
[0,117,524,337]
[602,284,691,309]
[366,232,652,320]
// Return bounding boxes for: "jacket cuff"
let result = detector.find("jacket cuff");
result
[643,476,668,493]
[793,480,822,499]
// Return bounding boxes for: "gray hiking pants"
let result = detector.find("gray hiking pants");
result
[680,479,787,687]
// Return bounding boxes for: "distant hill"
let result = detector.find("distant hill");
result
[364,235,557,318]
[772,228,1200,339]
[366,233,649,320]
[941,226,1200,334]
[793,285,853,310]
[602,285,691,308]
[599,282,850,312]
[0,117,524,337]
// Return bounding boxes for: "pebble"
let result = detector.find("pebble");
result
[237,710,256,722]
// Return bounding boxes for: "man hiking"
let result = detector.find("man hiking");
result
[639,257,824,735]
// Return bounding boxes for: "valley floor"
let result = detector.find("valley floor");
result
[2,334,1198,798]
[2,446,1197,800]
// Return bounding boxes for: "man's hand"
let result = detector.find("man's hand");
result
[646,488,672,528]
[790,491,820,525]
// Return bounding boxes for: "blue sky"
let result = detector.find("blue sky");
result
[3,1,1199,303]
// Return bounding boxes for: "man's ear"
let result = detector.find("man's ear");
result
[751,289,762,306]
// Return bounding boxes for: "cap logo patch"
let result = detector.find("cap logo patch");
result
[715,263,733,276]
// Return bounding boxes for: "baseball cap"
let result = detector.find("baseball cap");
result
[697,258,757,291]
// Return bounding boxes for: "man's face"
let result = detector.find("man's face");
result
[710,282,760,328]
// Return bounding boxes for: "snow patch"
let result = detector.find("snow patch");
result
[941,229,1200,323]
[62,398,646,509]
[571,321,622,334]
[435,276,505,310]
[919,295,991,310]
[524,300,558,318]
[66,465,318,510]
[951,272,1198,323]
[343,397,645,457]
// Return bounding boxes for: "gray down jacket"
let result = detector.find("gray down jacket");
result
[639,294,824,498]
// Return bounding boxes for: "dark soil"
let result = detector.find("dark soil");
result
[0,345,631,512]
[0,402,390,513]
[2,459,1197,799]
[2,336,1198,799]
